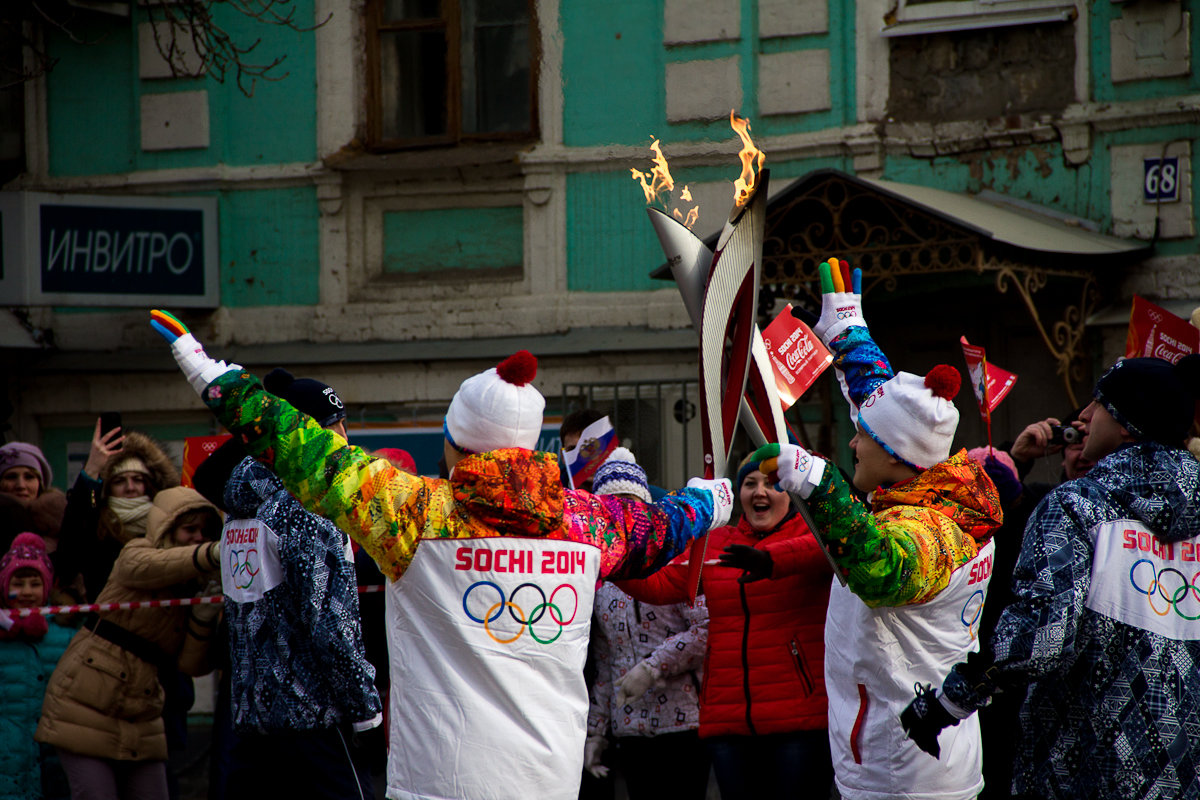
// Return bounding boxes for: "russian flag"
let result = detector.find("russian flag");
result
[562,416,617,488]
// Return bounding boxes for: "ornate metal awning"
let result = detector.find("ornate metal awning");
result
[656,168,1152,406]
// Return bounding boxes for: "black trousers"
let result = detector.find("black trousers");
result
[616,730,710,800]
[225,724,375,800]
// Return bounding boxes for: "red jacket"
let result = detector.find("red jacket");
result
[618,513,831,737]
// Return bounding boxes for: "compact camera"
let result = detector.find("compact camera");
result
[1049,424,1082,446]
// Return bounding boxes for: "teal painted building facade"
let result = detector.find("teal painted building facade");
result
[4,0,1198,487]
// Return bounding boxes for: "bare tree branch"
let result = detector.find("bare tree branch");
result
[5,0,329,97]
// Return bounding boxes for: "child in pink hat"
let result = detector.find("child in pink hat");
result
[0,533,73,798]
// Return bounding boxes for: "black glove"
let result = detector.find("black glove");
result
[899,683,959,759]
[718,544,773,583]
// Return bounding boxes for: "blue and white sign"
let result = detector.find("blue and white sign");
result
[0,191,219,307]
[1143,157,1180,204]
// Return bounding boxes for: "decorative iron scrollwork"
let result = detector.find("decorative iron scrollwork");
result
[760,172,1098,405]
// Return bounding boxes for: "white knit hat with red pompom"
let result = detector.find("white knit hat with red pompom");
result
[857,364,961,471]
[444,351,545,454]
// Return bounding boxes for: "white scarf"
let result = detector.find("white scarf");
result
[107,495,152,541]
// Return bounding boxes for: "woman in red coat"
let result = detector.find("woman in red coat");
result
[619,458,833,800]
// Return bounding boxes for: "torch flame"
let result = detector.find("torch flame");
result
[633,138,700,229]
[730,110,766,208]
[673,206,699,228]
[631,139,675,205]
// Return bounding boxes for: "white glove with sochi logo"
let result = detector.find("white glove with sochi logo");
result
[150,310,243,395]
[813,257,865,345]
[686,477,734,530]
[751,443,826,500]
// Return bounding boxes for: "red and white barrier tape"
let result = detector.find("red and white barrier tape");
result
[11,584,386,617]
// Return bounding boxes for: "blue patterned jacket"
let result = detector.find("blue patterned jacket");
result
[943,442,1200,800]
[223,458,382,733]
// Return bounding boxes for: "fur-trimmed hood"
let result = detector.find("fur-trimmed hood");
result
[145,486,221,548]
[99,431,179,500]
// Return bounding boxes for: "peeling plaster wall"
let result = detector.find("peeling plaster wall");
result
[887,24,1076,122]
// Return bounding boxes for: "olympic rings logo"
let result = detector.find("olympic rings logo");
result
[228,548,260,590]
[1129,559,1200,620]
[462,581,580,645]
[835,308,859,320]
[961,589,984,641]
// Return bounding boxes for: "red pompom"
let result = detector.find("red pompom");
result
[496,350,538,386]
[925,364,961,400]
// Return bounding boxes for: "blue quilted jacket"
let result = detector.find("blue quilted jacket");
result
[944,442,1200,799]
[223,458,382,733]
[0,621,73,800]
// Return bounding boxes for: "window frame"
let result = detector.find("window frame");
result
[882,0,1077,37]
[364,0,541,151]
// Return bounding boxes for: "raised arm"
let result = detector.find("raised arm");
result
[151,310,439,581]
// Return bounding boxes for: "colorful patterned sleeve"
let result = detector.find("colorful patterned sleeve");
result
[202,370,440,581]
[564,492,714,582]
[827,326,894,407]
[807,467,974,607]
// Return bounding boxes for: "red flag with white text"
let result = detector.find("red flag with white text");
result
[960,337,1017,449]
[1124,295,1199,364]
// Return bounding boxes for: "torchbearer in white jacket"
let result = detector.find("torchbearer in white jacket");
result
[750,259,1003,800]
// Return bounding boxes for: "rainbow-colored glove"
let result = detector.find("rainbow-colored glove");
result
[150,310,242,395]
[751,442,825,500]
[812,257,864,345]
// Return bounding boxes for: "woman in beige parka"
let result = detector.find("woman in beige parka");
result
[36,486,222,800]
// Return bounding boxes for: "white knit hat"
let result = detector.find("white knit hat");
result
[444,351,545,454]
[592,447,652,503]
[857,365,961,471]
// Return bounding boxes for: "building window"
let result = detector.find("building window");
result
[883,0,1076,37]
[367,0,537,148]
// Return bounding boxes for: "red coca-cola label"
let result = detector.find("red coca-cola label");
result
[761,305,833,409]
[1125,295,1199,364]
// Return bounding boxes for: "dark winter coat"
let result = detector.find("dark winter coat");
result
[221,457,381,733]
[945,442,1200,800]
[54,432,180,602]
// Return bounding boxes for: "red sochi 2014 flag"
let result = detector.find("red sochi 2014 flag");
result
[1125,295,1199,364]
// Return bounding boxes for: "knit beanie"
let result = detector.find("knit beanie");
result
[108,455,151,480]
[592,447,652,503]
[263,368,348,429]
[0,533,53,604]
[735,452,762,491]
[1093,355,1200,447]
[444,351,544,454]
[858,365,961,471]
[0,443,52,491]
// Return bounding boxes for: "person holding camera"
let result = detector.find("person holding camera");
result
[1009,412,1094,486]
